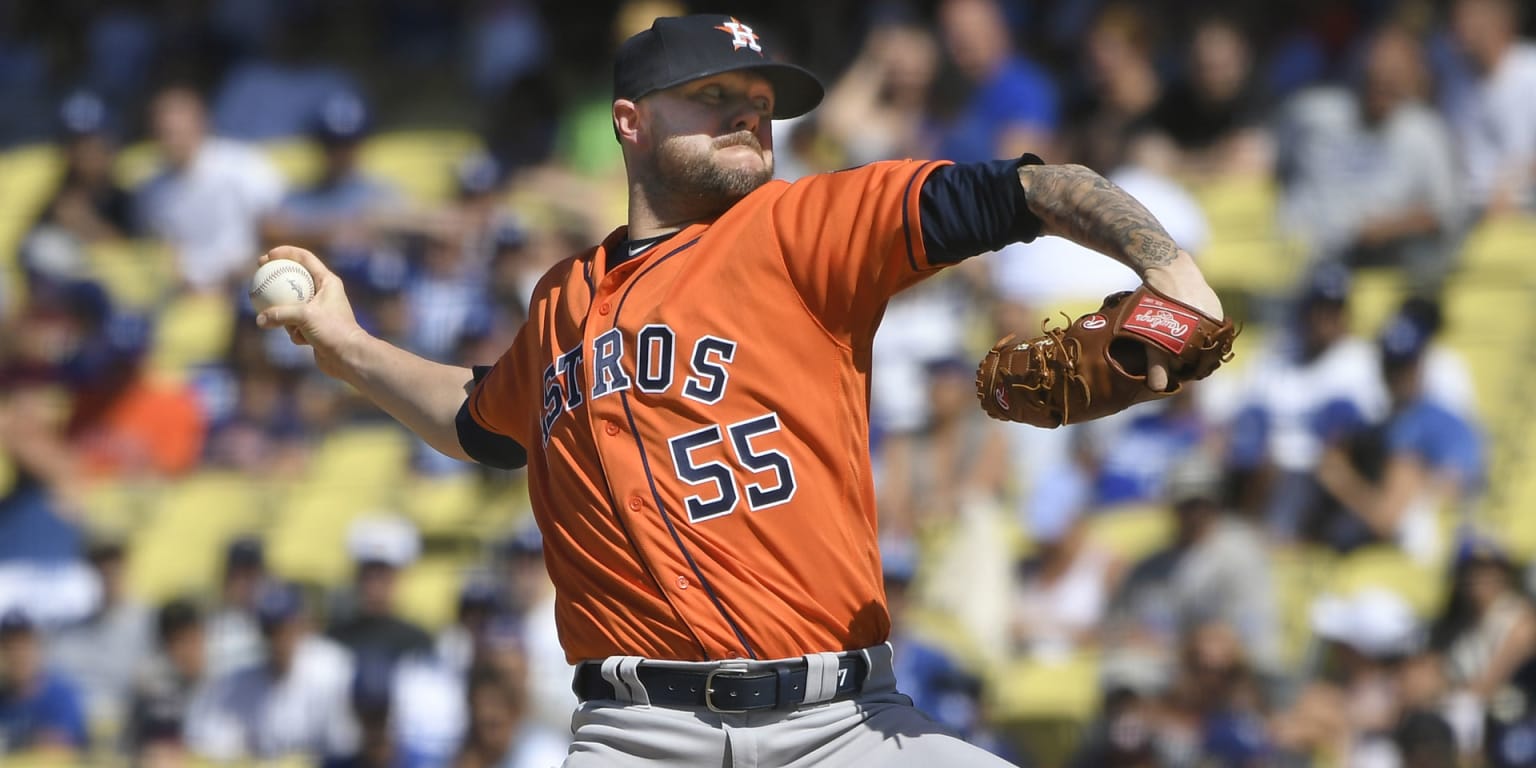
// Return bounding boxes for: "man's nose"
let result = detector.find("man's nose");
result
[729,104,761,134]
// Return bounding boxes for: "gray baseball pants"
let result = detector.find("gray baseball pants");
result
[561,644,1017,767]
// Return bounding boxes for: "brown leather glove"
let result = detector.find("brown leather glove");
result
[977,286,1238,428]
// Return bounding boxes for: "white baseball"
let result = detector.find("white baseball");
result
[250,258,316,312]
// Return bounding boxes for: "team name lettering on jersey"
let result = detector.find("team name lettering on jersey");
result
[540,327,739,442]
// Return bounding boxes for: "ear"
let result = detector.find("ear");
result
[613,99,644,146]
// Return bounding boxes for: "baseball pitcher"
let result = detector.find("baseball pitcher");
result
[257,14,1235,766]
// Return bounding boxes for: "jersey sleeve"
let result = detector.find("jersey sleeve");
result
[769,160,950,341]
[465,319,539,449]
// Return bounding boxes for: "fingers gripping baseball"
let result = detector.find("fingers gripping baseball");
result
[253,246,365,373]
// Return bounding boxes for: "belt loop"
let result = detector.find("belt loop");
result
[774,665,795,707]
[861,643,895,691]
[800,651,842,704]
[600,656,651,705]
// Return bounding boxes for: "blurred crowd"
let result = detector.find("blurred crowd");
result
[2,0,1536,765]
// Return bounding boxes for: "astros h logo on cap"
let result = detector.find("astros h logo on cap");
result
[714,17,762,53]
[613,14,824,120]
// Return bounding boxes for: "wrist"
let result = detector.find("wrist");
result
[332,325,380,385]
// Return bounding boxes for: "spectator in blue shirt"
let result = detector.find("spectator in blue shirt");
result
[1313,306,1484,562]
[934,0,1060,162]
[261,92,401,257]
[0,610,88,756]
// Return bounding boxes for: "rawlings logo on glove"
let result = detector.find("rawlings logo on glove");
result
[975,286,1238,428]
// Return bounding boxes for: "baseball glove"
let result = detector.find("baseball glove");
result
[976,286,1237,428]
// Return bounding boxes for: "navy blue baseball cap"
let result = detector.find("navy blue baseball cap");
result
[255,582,305,629]
[614,15,824,119]
[1379,313,1431,366]
[1301,262,1352,306]
[312,91,371,145]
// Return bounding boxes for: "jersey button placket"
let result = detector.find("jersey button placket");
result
[604,420,620,436]
[627,496,643,511]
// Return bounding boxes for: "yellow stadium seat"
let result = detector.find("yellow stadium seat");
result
[261,139,323,186]
[149,291,235,377]
[304,424,414,504]
[1084,503,1172,564]
[266,481,387,586]
[1271,545,1339,666]
[112,141,160,189]
[396,557,468,631]
[151,471,268,537]
[0,144,64,259]
[1346,268,1406,338]
[1442,283,1536,343]
[986,651,1101,722]
[1451,341,1522,424]
[86,239,178,310]
[1184,176,1280,243]
[1492,448,1536,560]
[0,452,13,498]
[358,130,484,203]
[1194,239,1305,297]
[77,479,156,533]
[1328,545,1443,617]
[1458,215,1536,278]
[126,521,224,603]
[400,473,483,536]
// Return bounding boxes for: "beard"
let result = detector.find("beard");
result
[648,132,774,215]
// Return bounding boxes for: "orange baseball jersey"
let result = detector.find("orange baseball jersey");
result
[468,159,957,663]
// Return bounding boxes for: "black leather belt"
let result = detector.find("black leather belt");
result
[574,655,868,713]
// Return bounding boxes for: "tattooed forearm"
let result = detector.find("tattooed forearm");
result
[1017,163,1178,272]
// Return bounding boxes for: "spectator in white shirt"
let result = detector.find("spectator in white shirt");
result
[1277,26,1463,292]
[134,85,285,292]
[1441,0,1536,214]
[203,536,268,679]
[1222,264,1389,538]
[186,582,358,762]
[46,533,153,734]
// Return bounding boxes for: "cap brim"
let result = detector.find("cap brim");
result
[641,61,824,120]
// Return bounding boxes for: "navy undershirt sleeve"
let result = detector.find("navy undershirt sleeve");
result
[919,153,1046,265]
[455,364,528,470]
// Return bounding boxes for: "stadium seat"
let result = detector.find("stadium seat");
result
[261,139,323,186]
[1184,176,1280,243]
[0,144,64,261]
[126,517,225,602]
[1450,341,1522,425]
[395,556,468,631]
[148,291,235,378]
[1084,503,1172,564]
[112,141,160,189]
[1346,268,1406,338]
[1271,544,1339,667]
[399,473,483,537]
[358,130,484,204]
[986,650,1101,722]
[1458,215,1536,279]
[1328,545,1443,617]
[150,471,267,537]
[86,239,178,310]
[1192,239,1304,298]
[77,479,155,533]
[303,424,414,506]
[1444,284,1536,346]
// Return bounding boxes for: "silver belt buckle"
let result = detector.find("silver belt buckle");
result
[704,667,751,714]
